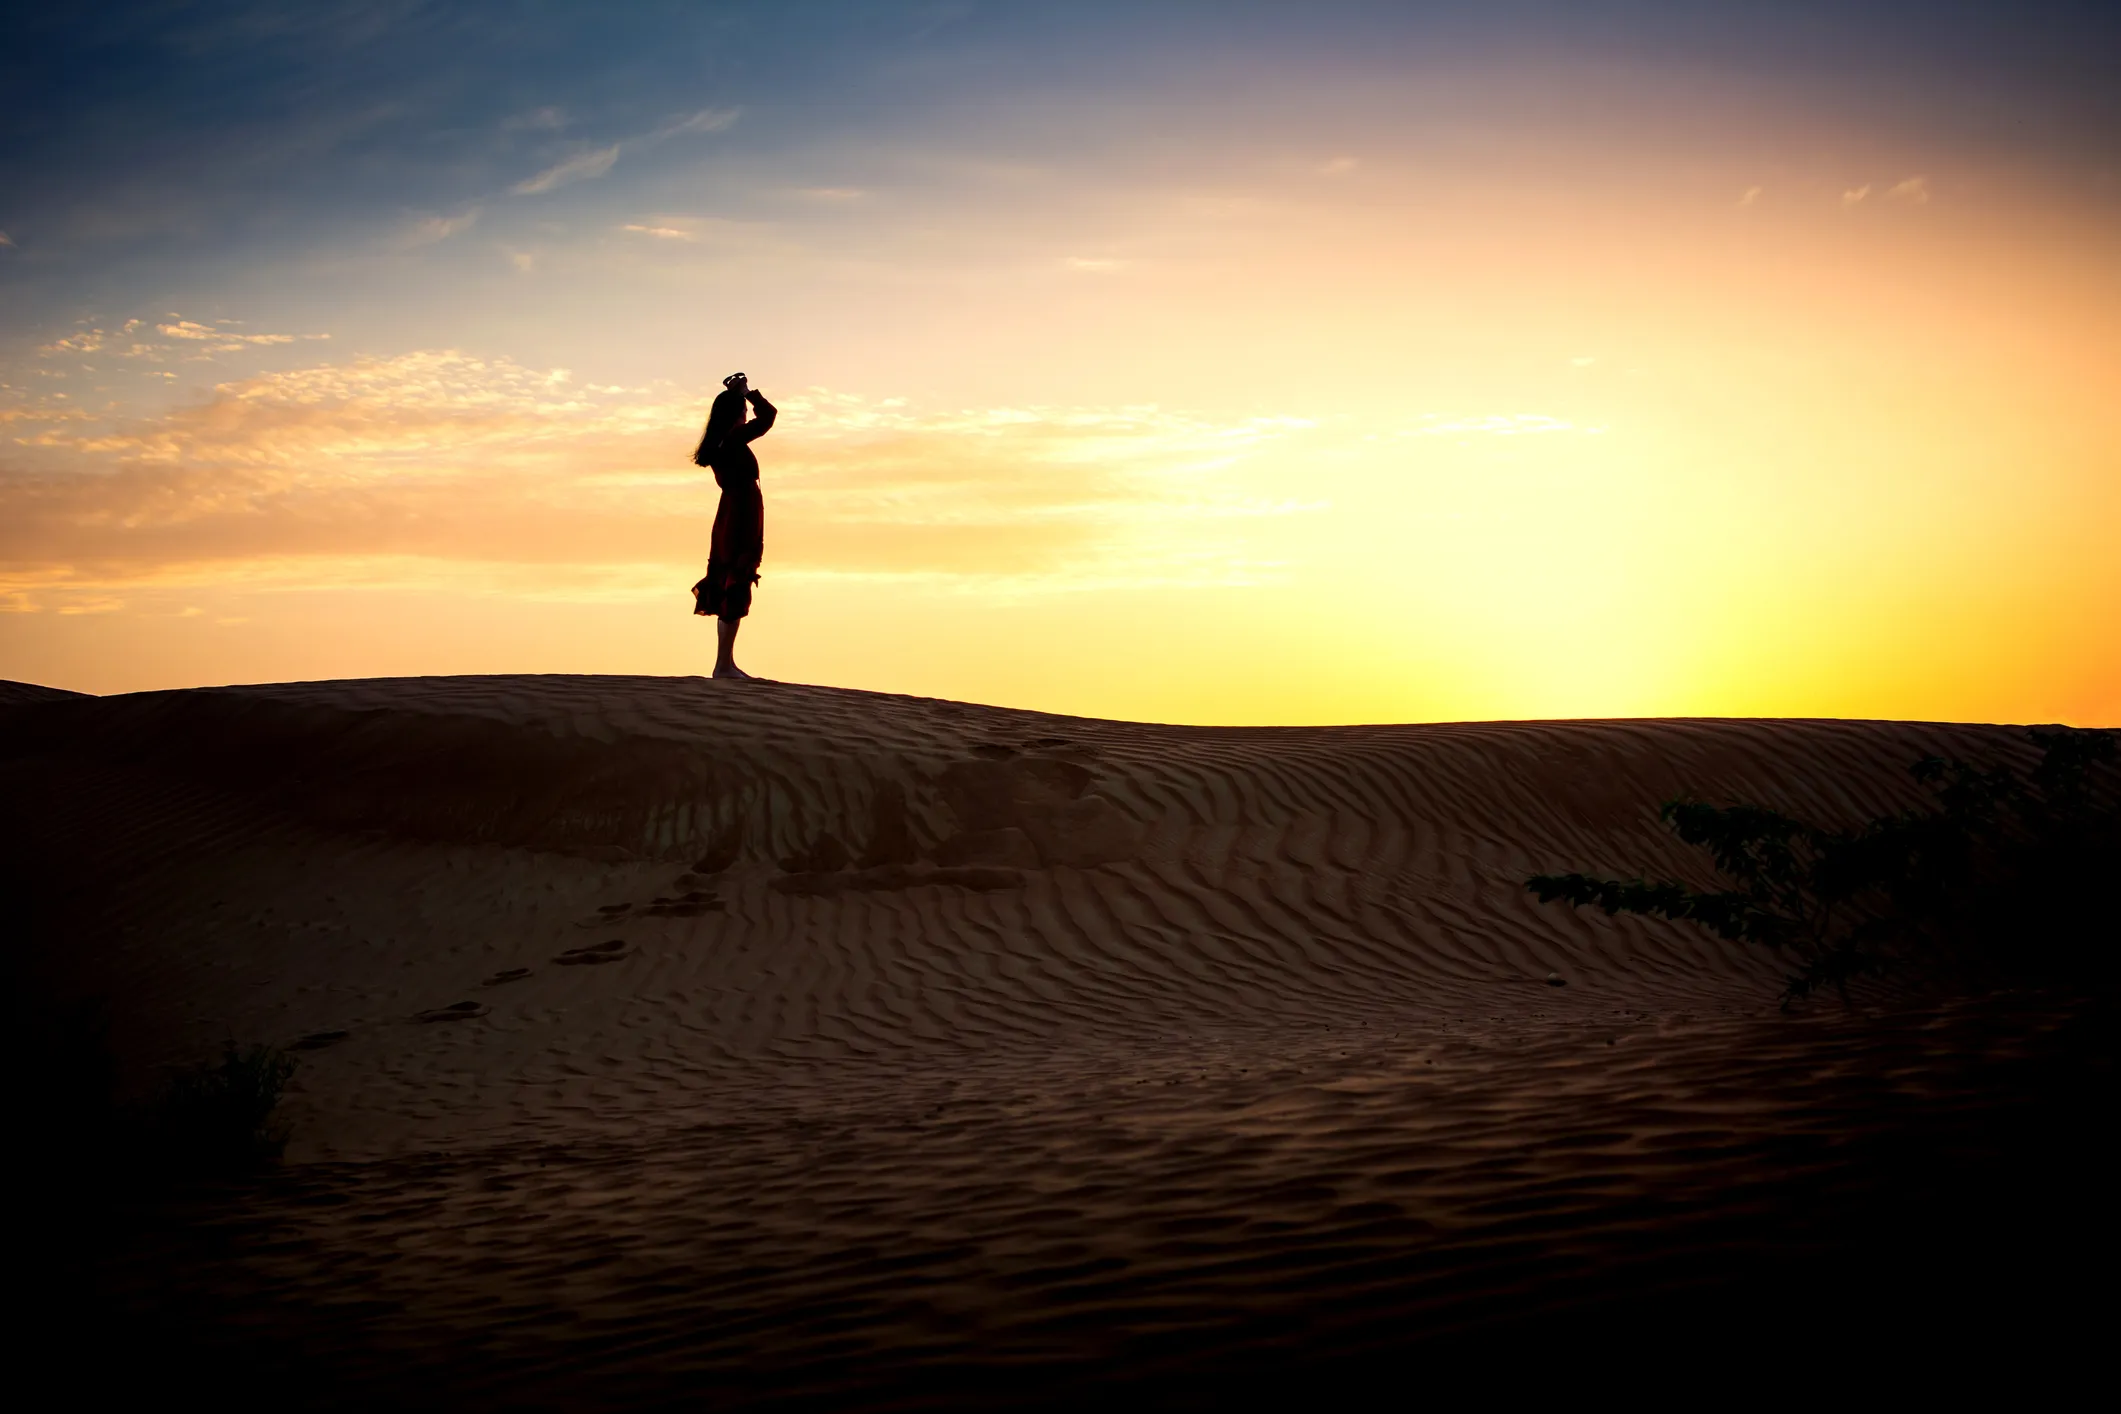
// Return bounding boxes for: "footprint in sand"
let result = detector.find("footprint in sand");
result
[643,889,724,917]
[580,887,722,927]
[292,1029,350,1050]
[578,899,637,929]
[554,939,630,966]
[415,1001,487,1023]
[482,968,533,987]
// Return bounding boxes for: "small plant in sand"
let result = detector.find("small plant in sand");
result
[1528,727,2120,1004]
[151,1042,298,1171]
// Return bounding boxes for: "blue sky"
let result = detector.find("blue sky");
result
[6,1,2115,326]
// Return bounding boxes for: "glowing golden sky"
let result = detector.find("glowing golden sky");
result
[3,6,2117,724]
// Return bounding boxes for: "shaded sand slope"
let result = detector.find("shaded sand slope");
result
[0,677,88,707]
[4,676,2103,1404]
[4,674,2023,1158]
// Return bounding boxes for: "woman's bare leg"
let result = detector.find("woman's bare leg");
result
[713,616,750,679]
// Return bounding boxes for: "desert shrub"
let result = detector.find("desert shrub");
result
[150,1042,298,1172]
[1528,727,2121,1003]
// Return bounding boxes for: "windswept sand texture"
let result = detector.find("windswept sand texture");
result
[4,676,2107,1405]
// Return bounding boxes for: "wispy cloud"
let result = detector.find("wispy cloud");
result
[654,107,739,139]
[157,320,322,345]
[514,144,620,195]
[510,107,735,198]
[621,224,696,241]
[1,352,1315,602]
[0,405,92,425]
[502,106,569,132]
[1841,177,1929,209]
[40,330,105,354]
[35,320,326,361]
[403,210,480,246]
[1737,185,1762,207]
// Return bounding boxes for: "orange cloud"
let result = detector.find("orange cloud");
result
[0,351,1320,606]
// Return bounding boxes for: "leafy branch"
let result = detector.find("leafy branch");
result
[1529,727,2120,1004]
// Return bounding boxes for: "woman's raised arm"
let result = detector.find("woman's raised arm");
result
[742,390,777,442]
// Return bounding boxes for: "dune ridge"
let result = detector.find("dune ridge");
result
[5,675,2094,1403]
[3,674,2031,1160]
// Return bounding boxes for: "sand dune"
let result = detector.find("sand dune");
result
[3,676,2099,1403]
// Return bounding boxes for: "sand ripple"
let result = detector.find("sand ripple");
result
[2,676,2097,1402]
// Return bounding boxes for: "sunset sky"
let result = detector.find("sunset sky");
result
[4,2,2117,724]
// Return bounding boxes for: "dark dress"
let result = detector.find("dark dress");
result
[691,394,777,620]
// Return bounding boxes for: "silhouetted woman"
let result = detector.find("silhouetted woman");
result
[690,372,777,679]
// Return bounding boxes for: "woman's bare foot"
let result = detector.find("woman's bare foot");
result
[712,617,751,679]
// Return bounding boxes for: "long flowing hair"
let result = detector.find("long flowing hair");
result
[692,387,747,467]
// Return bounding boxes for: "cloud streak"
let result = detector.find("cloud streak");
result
[654,108,739,139]
[514,144,621,195]
[31,319,328,363]
[1,350,1316,603]
[158,321,306,345]
[403,210,480,245]
[509,108,738,199]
